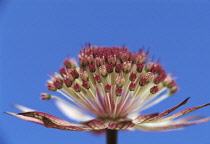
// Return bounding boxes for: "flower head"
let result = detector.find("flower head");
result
[6,45,210,132]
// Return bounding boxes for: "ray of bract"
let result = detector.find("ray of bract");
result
[13,105,35,112]
[54,99,94,122]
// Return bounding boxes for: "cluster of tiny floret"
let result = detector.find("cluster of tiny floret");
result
[43,45,179,118]
[46,45,178,95]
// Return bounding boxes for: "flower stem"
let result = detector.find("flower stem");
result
[106,129,118,144]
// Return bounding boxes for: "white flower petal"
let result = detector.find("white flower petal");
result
[140,121,171,127]
[54,99,93,122]
[13,105,35,112]
[128,112,139,119]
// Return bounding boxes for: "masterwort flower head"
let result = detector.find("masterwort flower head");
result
[6,45,210,132]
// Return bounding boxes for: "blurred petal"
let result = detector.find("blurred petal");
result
[6,111,92,131]
[13,105,35,112]
[54,99,93,121]
[127,112,139,119]
[173,115,205,123]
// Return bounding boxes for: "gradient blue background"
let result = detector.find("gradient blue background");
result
[1,1,210,144]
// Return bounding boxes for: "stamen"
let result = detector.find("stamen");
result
[129,82,136,91]
[46,81,57,91]
[129,72,137,81]
[115,63,122,73]
[59,68,67,77]
[88,64,96,73]
[150,85,159,94]
[73,83,81,92]
[53,77,63,89]
[154,73,167,84]
[94,75,102,83]
[115,76,125,88]
[136,63,144,73]
[41,93,51,100]
[139,77,147,86]
[169,85,179,95]
[63,59,72,69]
[57,89,75,102]
[106,64,113,73]
[80,71,89,81]
[137,92,169,112]
[120,51,130,62]
[63,58,77,69]
[151,63,161,73]
[70,70,79,79]
[105,84,111,93]
[64,78,72,87]
[99,65,108,77]
[82,81,90,89]
[145,61,153,72]
[116,87,122,96]
[123,61,132,73]
[96,57,105,67]
[145,72,154,83]
[66,70,75,81]
[107,55,117,66]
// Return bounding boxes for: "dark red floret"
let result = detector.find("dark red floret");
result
[115,64,122,73]
[154,73,167,84]
[82,81,90,89]
[105,84,111,93]
[136,63,144,73]
[150,85,159,94]
[73,83,81,92]
[53,79,63,89]
[116,87,122,96]
[64,78,72,87]
[129,82,136,91]
[59,68,67,76]
[129,73,137,81]
[139,77,147,86]
[94,75,102,83]
[70,70,79,79]
[106,64,113,73]
[47,83,57,91]
[151,63,162,73]
[63,59,72,69]
[89,64,96,73]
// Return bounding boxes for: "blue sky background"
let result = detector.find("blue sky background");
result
[1,1,210,144]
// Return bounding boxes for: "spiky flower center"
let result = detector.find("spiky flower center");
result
[45,45,178,120]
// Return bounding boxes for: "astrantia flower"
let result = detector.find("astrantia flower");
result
[7,45,210,134]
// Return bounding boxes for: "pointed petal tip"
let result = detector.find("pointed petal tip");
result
[182,97,190,105]
[4,111,16,115]
[204,103,210,106]
[12,104,35,112]
[147,98,192,122]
